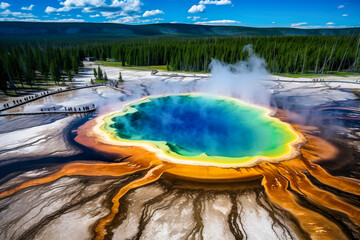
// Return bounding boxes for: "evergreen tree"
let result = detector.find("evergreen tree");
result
[24,52,36,86]
[93,68,97,79]
[63,50,70,74]
[68,71,72,82]
[97,66,103,80]
[72,57,79,74]
[50,62,61,84]
[118,72,123,82]
[0,60,9,93]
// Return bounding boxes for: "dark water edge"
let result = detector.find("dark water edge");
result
[274,96,360,178]
[0,114,120,183]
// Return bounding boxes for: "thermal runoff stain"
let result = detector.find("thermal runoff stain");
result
[0,94,359,240]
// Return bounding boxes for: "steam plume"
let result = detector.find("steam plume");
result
[201,45,271,106]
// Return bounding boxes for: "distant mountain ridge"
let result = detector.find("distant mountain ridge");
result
[0,22,359,39]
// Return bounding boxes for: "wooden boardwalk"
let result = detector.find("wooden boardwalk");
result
[0,83,132,114]
[0,84,102,112]
[0,107,96,117]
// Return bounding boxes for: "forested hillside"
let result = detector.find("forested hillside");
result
[1,22,360,39]
[1,35,359,93]
[98,35,360,73]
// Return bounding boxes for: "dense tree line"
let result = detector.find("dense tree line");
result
[76,35,360,73]
[0,44,82,93]
[1,35,359,93]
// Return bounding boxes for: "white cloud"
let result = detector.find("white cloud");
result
[0,9,36,18]
[0,8,9,15]
[326,22,335,25]
[337,5,344,9]
[188,16,201,21]
[109,15,163,24]
[199,0,231,5]
[297,25,350,29]
[76,14,82,17]
[342,14,348,17]
[109,15,140,23]
[145,18,163,23]
[59,0,103,7]
[291,22,308,27]
[142,9,164,17]
[45,6,57,14]
[109,0,142,13]
[0,17,86,22]
[272,21,275,24]
[188,4,205,13]
[0,15,85,22]
[101,10,124,18]
[90,14,100,18]
[82,7,94,13]
[52,18,85,22]
[195,19,240,25]
[0,17,22,21]
[0,2,10,9]
[21,4,35,11]
[46,5,72,14]
[45,0,142,16]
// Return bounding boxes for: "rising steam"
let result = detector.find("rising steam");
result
[201,45,271,106]
[127,45,271,107]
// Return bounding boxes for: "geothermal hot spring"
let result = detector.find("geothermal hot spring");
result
[1,92,359,240]
[99,93,299,168]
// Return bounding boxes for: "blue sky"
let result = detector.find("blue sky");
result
[0,0,359,28]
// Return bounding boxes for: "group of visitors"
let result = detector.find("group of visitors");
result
[40,104,95,112]
[2,90,51,110]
